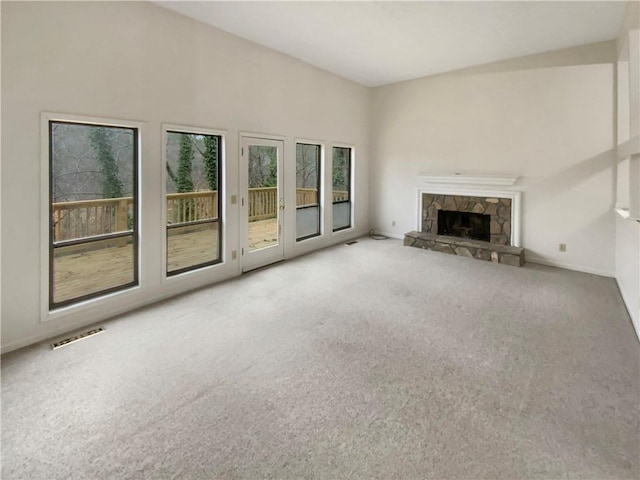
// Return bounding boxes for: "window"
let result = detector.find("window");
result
[49,121,138,308]
[165,129,222,275]
[332,146,352,231]
[296,143,321,241]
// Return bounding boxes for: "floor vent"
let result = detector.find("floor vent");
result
[51,327,105,350]
[345,240,358,246]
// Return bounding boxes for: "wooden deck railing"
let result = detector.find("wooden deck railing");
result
[53,188,350,241]
[52,197,134,242]
[332,190,349,203]
[296,188,317,207]
[167,191,218,225]
[248,187,278,221]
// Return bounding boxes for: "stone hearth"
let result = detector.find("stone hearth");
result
[404,231,525,267]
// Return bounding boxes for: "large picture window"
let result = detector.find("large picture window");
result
[49,121,138,308]
[332,146,352,231]
[296,143,321,241]
[165,129,222,275]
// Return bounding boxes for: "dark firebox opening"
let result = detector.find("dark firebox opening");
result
[437,210,490,242]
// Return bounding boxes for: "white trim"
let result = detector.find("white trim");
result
[239,134,286,272]
[417,173,519,187]
[238,131,287,142]
[615,278,640,343]
[2,266,243,355]
[40,112,145,323]
[416,184,522,247]
[373,231,404,240]
[526,255,614,278]
[160,123,227,284]
[615,207,632,219]
[617,135,640,160]
[163,123,228,138]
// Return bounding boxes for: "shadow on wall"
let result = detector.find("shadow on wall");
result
[521,148,616,243]
[527,148,617,200]
[443,41,616,78]
[520,148,616,264]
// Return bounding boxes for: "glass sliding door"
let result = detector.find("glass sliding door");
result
[165,129,223,275]
[296,143,321,241]
[49,121,138,308]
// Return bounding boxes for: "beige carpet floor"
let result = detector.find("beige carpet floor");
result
[2,237,639,479]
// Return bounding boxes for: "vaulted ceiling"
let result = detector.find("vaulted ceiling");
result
[155,1,628,87]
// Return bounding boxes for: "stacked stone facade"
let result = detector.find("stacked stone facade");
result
[406,192,525,267]
[422,194,512,246]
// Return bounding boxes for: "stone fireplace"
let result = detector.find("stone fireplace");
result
[404,174,525,266]
[422,193,512,245]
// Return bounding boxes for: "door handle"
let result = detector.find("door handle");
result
[279,198,285,211]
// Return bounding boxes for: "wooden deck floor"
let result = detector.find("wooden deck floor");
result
[248,217,278,251]
[53,219,278,304]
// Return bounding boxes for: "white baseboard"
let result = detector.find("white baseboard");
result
[1,320,106,355]
[2,231,373,354]
[380,236,615,277]
[614,279,640,344]
[371,231,404,240]
[526,254,614,278]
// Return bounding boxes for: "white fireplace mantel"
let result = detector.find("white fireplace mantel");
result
[416,174,522,247]
[417,173,519,187]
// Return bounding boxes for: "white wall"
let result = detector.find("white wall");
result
[616,216,639,334]
[615,3,640,339]
[371,42,617,277]
[2,1,635,352]
[1,1,370,352]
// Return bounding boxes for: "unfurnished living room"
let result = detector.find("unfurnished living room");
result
[2,1,639,479]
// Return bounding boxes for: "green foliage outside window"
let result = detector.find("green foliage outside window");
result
[89,127,124,199]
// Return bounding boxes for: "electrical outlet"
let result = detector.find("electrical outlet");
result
[231,250,237,260]
[559,243,567,252]
[392,220,396,227]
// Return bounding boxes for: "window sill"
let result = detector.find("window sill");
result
[615,207,640,222]
[616,207,631,219]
